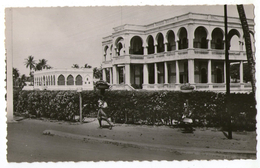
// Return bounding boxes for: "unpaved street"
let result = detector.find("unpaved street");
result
[7,119,256,162]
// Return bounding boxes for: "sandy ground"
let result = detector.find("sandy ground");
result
[6,118,257,162]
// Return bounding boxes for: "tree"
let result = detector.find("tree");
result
[72,64,79,68]
[35,59,49,71]
[93,67,102,79]
[13,68,20,87]
[24,55,35,76]
[237,5,256,95]
[83,63,92,68]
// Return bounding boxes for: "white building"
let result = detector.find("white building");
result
[101,12,255,92]
[33,68,93,90]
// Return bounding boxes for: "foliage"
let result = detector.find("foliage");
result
[14,90,256,131]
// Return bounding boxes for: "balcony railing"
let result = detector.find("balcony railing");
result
[103,49,247,65]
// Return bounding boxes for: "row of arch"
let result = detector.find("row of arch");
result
[103,26,254,59]
[34,74,92,86]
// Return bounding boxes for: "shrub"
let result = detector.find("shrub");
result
[13,90,256,130]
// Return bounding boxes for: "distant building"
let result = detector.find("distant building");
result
[101,12,255,92]
[33,68,93,90]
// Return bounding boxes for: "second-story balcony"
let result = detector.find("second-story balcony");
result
[102,49,248,66]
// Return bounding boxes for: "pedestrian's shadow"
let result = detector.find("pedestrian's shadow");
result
[222,131,229,139]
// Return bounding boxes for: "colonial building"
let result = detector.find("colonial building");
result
[101,12,254,92]
[33,68,93,90]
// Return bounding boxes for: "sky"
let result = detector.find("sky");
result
[7,5,254,76]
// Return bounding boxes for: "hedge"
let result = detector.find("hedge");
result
[14,90,256,131]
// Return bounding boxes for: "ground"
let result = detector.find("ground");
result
[6,118,257,162]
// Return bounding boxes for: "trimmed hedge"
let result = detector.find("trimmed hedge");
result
[14,90,256,131]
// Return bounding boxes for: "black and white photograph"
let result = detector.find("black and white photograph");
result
[2,0,259,167]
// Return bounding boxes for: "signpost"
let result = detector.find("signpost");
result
[77,88,83,123]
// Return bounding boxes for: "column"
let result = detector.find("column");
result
[143,64,149,85]
[143,46,148,55]
[113,65,117,84]
[154,45,158,53]
[109,68,112,84]
[176,61,180,84]
[125,64,130,85]
[188,59,195,84]
[102,68,106,81]
[175,39,179,50]
[154,63,158,84]
[164,62,168,84]
[240,61,244,83]
[208,60,212,83]
[164,43,168,52]
[188,24,194,49]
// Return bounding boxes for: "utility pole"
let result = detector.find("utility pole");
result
[224,5,232,139]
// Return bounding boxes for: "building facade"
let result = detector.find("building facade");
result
[33,68,93,90]
[101,12,255,92]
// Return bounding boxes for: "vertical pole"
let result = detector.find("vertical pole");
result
[79,92,82,123]
[224,5,232,139]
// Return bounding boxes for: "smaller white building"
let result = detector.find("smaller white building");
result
[33,68,93,90]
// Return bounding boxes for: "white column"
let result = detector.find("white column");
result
[113,65,117,84]
[143,64,149,84]
[125,64,130,85]
[176,60,180,84]
[109,68,112,84]
[240,61,243,83]
[143,46,148,55]
[208,60,212,83]
[6,8,13,122]
[175,40,179,50]
[188,59,195,84]
[188,24,194,49]
[102,68,106,81]
[154,63,158,84]
[155,45,158,53]
[164,43,168,52]
[164,62,168,84]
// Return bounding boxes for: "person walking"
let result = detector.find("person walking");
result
[97,97,113,129]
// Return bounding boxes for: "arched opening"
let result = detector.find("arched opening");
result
[75,75,83,85]
[58,75,65,85]
[201,68,207,83]
[156,33,164,53]
[194,26,208,49]
[167,30,176,51]
[115,37,124,56]
[129,36,143,55]
[228,29,240,51]
[178,27,188,50]
[117,42,123,56]
[211,28,224,49]
[104,45,109,61]
[67,75,74,85]
[147,35,155,54]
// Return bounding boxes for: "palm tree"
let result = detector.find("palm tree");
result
[237,5,256,96]
[12,68,20,87]
[72,64,79,68]
[35,59,48,71]
[24,55,35,76]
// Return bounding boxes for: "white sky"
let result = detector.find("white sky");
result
[7,5,254,76]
